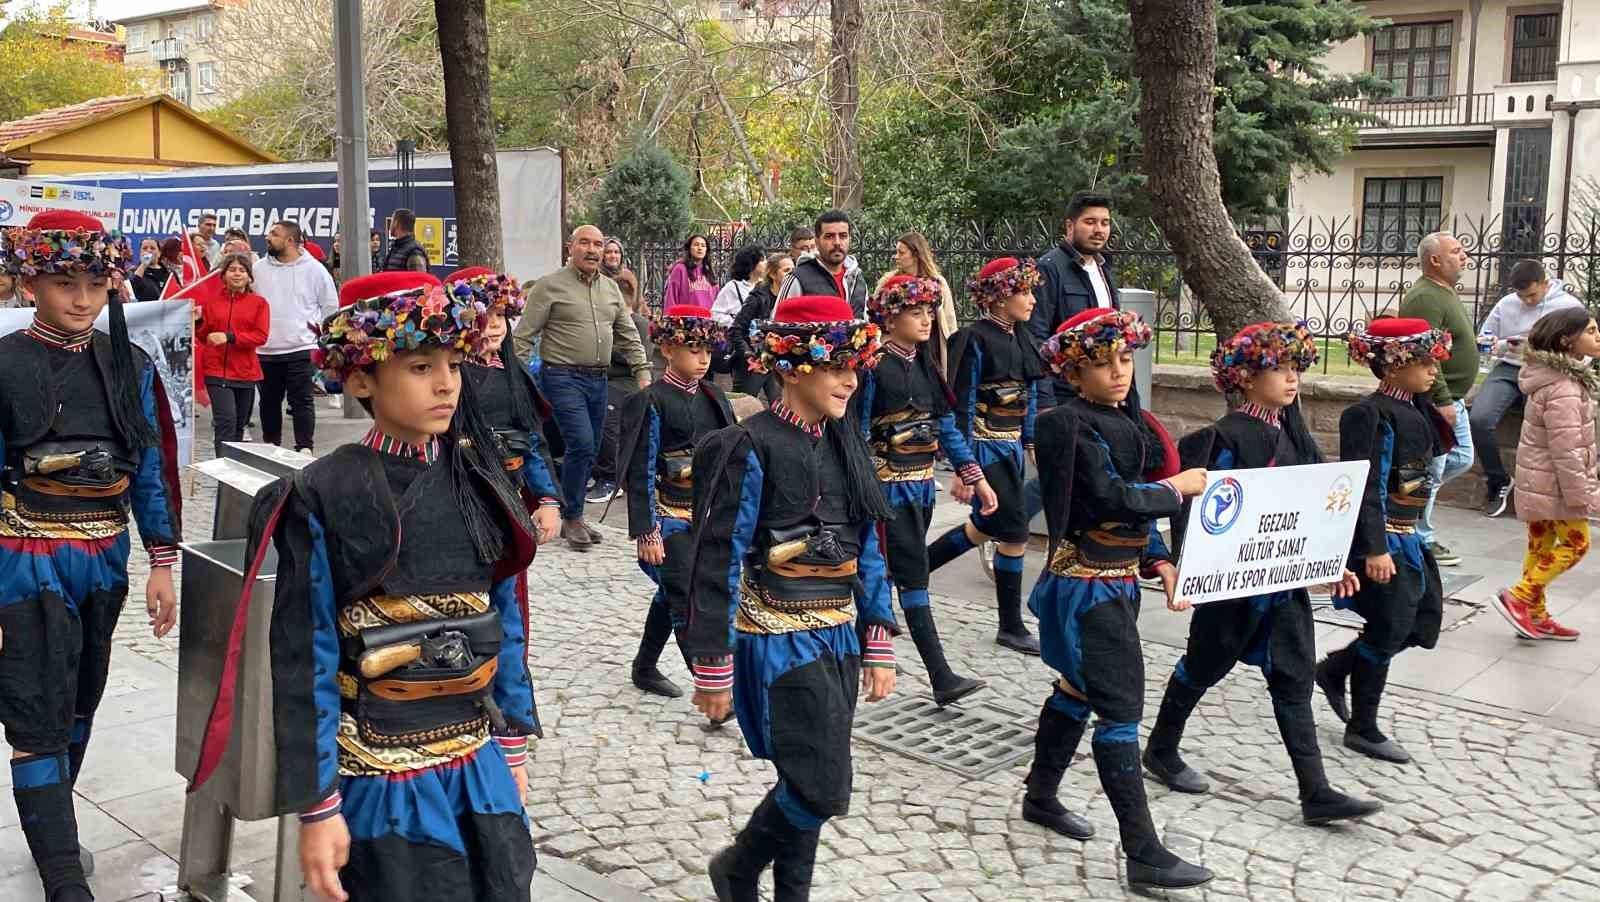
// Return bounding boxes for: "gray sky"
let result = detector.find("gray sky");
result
[11,0,199,22]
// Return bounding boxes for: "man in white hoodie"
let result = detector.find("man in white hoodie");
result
[1471,259,1586,517]
[254,220,338,452]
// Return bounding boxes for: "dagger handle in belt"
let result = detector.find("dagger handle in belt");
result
[28,453,85,475]
[359,641,423,679]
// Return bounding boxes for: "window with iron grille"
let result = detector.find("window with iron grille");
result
[1372,21,1452,99]
[1360,177,1444,252]
[1510,13,1559,83]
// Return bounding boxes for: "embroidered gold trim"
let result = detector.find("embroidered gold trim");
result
[336,712,489,776]
[736,579,855,634]
[656,501,693,522]
[1047,542,1140,578]
[0,495,127,540]
[336,592,491,638]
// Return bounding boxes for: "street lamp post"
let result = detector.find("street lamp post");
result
[336,0,370,420]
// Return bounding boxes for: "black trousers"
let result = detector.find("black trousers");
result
[592,376,638,484]
[257,350,317,451]
[205,378,257,459]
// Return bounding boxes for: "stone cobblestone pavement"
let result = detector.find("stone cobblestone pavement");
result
[11,403,1600,901]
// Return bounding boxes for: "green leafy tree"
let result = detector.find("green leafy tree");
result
[0,8,151,123]
[594,142,692,250]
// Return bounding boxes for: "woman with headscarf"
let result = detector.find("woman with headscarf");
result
[131,237,183,301]
[602,237,641,313]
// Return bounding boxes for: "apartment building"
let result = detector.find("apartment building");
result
[115,1,241,112]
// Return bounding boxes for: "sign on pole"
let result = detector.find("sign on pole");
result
[0,178,121,229]
[1173,461,1369,605]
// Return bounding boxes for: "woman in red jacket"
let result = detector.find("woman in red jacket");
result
[194,252,271,457]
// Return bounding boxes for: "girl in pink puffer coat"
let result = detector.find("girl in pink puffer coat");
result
[1491,306,1600,641]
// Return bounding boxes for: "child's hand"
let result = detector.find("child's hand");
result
[862,666,895,702]
[1155,561,1189,611]
[637,538,665,565]
[1328,569,1361,598]
[972,478,999,515]
[511,763,528,802]
[1365,553,1395,585]
[299,814,351,902]
[533,506,560,546]
[950,477,973,504]
[1168,468,1209,496]
[693,689,733,722]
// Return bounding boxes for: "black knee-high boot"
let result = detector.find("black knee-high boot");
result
[1344,654,1411,763]
[709,789,796,902]
[631,599,682,698]
[13,753,91,901]
[66,718,91,786]
[1315,645,1356,723]
[771,826,821,902]
[926,525,976,573]
[1021,702,1093,840]
[992,552,1039,655]
[903,605,985,706]
[1142,675,1210,793]
[1092,741,1213,889]
[1272,696,1382,824]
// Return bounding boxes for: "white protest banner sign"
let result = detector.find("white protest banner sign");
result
[0,179,122,229]
[1174,460,1369,605]
[0,300,196,466]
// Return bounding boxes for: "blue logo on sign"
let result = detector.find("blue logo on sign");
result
[1199,477,1244,535]
[0,200,12,223]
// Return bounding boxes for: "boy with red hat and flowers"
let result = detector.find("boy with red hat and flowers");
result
[852,274,997,705]
[1023,307,1213,890]
[1316,318,1452,764]
[685,294,896,902]
[0,211,182,902]
[192,271,542,902]
[1142,321,1381,827]
[926,256,1046,655]
[613,304,735,702]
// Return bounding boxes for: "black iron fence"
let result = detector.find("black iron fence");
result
[626,214,1600,372]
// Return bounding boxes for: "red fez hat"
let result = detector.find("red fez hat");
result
[663,304,714,319]
[338,271,441,309]
[303,240,325,262]
[879,274,919,293]
[26,210,104,231]
[1058,307,1121,334]
[445,265,495,284]
[978,257,1021,281]
[773,294,855,324]
[1363,317,1434,338]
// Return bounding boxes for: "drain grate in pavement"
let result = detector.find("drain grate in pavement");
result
[853,696,1035,779]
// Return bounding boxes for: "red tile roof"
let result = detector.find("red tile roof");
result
[0,95,149,148]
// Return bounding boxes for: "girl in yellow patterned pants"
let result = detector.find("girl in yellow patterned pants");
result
[1504,520,1587,640]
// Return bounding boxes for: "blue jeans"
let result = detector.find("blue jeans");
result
[542,366,608,521]
[1467,362,1523,486]
[1417,398,1473,545]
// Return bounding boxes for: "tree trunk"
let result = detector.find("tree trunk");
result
[827,0,864,211]
[1127,0,1286,339]
[435,0,502,269]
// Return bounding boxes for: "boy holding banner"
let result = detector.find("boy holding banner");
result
[1023,308,1212,890]
[1142,321,1379,826]
[1317,318,1453,764]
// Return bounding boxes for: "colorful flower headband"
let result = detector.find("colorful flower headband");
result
[1039,309,1152,375]
[3,225,132,277]
[447,271,525,318]
[868,275,942,324]
[749,318,882,375]
[314,285,487,382]
[650,310,729,352]
[967,257,1040,309]
[1210,321,1319,392]
[1345,322,1452,376]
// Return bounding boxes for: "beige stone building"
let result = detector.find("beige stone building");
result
[114,1,241,112]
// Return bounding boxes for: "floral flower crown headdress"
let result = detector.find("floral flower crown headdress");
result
[868,275,941,324]
[1039,308,1152,375]
[650,305,729,352]
[750,295,881,375]
[444,266,526,318]
[314,272,486,382]
[3,210,131,277]
[1345,317,1451,377]
[1210,321,1319,392]
[967,256,1040,309]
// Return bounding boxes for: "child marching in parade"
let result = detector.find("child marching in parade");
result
[854,274,997,704]
[1317,318,1452,763]
[686,295,896,902]
[926,257,1045,655]
[192,272,542,902]
[1143,322,1381,825]
[0,211,183,902]
[1023,308,1213,889]
[615,305,735,700]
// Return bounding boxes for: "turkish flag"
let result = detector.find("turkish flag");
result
[168,269,224,408]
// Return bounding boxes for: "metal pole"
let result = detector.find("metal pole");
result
[336,0,371,421]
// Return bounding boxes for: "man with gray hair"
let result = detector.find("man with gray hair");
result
[1396,231,1477,565]
[515,224,652,549]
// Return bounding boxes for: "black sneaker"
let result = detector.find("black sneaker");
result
[1427,541,1461,567]
[585,480,618,503]
[1484,484,1512,518]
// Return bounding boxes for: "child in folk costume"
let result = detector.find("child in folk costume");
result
[851,275,998,705]
[0,211,182,902]
[1143,322,1381,826]
[615,305,735,700]
[1023,308,1214,890]
[926,257,1046,654]
[192,272,541,902]
[1317,318,1452,764]
[686,295,896,902]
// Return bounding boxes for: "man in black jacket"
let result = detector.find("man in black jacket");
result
[381,207,431,272]
[1029,191,1120,408]
[777,209,868,315]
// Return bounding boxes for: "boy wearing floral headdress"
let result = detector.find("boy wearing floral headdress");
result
[926,256,1046,655]
[1142,322,1381,826]
[192,271,542,902]
[852,274,996,705]
[1316,318,1452,764]
[1023,307,1213,890]
[0,210,182,902]
[686,295,896,902]
[614,304,735,701]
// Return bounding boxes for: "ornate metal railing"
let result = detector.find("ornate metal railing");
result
[1334,92,1496,129]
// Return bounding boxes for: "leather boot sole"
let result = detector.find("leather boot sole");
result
[1141,748,1210,794]
[932,676,987,707]
[996,630,1041,655]
[632,669,683,698]
[1343,732,1411,763]
[1021,797,1094,840]
[708,846,758,902]
[1303,796,1383,826]
[1315,661,1349,724]
[1126,857,1214,889]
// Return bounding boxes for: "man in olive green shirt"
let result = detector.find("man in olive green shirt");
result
[1396,232,1476,565]
[514,224,652,548]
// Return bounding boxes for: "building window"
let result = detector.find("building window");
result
[198,62,217,94]
[719,0,742,18]
[1360,176,1444,252]
[126,24,147,51]
[1509,13,1559,83]
[1372,21,1452,99]
[196,13,216,42]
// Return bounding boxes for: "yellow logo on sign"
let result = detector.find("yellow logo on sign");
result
[415,217,445,264]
